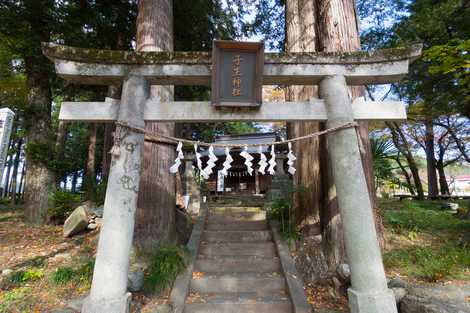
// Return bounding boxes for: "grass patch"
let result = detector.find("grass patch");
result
[382,199,470,233]
[0,287,32,313]
[144,245,188,294]
[50,258,95,287]
[384,244,470,282]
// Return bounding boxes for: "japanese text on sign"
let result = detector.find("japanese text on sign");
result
[232,54,242,97]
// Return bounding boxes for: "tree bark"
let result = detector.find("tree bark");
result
[23,0,56,224]
[85,123,97,198]
[424,118,439,197]
[395,156,416,195]
[101,85,121,181]
[3,152,12,198]
[436,160,450,195]
[18,162,25,198]
[55,121,67,186]
[134,0,176,249]
[285,0,322,226]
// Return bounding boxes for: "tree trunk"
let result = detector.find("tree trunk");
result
[85,123,97,198]
[424,118,439,197]
[23,0,56,224]
[71,172,78,193]
[10,138,23,205]
[54,121,68,186]
[388,122,425,199]
[18,162,25,198]
[395,157,415,195]
[134,0,176,249]
[316,0,384,247]
[23,57,55,223]
[3,153,12,198]
[285,0,322,226]
[436,160,450,195]
[101,85,121,182]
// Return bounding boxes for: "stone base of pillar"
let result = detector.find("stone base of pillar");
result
[82,292,131,313]
[348,288,397,313]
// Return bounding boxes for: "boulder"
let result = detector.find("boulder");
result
[389,277,408,289]
[336,263,351,282]
[63,205,89,237]
[87,223,98,230]
[401,284,470,313]
[392,287,407,303]
[127,269,144,292]
[176,208,193,244]
[440,202,459,213]
[87,205,104,218]
[1,269,12,277]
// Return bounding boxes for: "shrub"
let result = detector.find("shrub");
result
[267,198,299,243]
[50,259,94,287]
[48,190,82,224]
[51,266,75,285]
[8,268,44,284]
[144,245,188,294]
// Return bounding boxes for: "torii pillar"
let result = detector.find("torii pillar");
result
[82,76,149,313]
[321,75,396,313]
[42,42,421,313]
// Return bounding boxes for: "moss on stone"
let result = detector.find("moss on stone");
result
[42,42,422,65]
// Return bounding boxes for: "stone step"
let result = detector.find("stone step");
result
[206,220,268,231]
[208,211,267,221]
[190,273,286,294]
[203,230,272,242]
[194,256,281,273]
[184,293,292,313]
[209,206,264,214]
[199,242,277,257]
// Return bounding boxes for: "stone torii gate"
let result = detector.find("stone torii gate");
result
[43,43,421,313]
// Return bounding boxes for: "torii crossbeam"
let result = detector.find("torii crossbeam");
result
[43,43,421,313]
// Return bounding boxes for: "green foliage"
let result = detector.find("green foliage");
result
[8,268,44,284]
[48,190,82,224]
[383,200,470,234]
[384,244,470,281]
[144,245,188,294]
[51,266,75,285]
[50,259,94,287]
[0,287,31,313]
[267,198,299,243]
[370,137,396,188]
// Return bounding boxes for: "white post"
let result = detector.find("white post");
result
[0,108,15,186]
[320,75,397,313]
[82,76,149,313]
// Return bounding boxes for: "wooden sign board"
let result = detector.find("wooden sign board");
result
[211,41,264,107]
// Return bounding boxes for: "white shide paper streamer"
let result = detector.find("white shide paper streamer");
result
[194,144,209,179]
[287,142,297,175]
[169,141,184,173]
[203,145,217,177]
[240,146,254,175]
[268,145,276,175]
[258,145,267,175]
[220,147,233,176]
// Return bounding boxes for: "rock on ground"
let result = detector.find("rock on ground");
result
[401,284,470,313]
[128,269,144,292]
[63,205,89,237]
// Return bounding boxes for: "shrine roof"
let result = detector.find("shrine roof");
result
[42,42,422,65]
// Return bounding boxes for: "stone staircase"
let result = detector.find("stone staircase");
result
[182,201,300,313]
